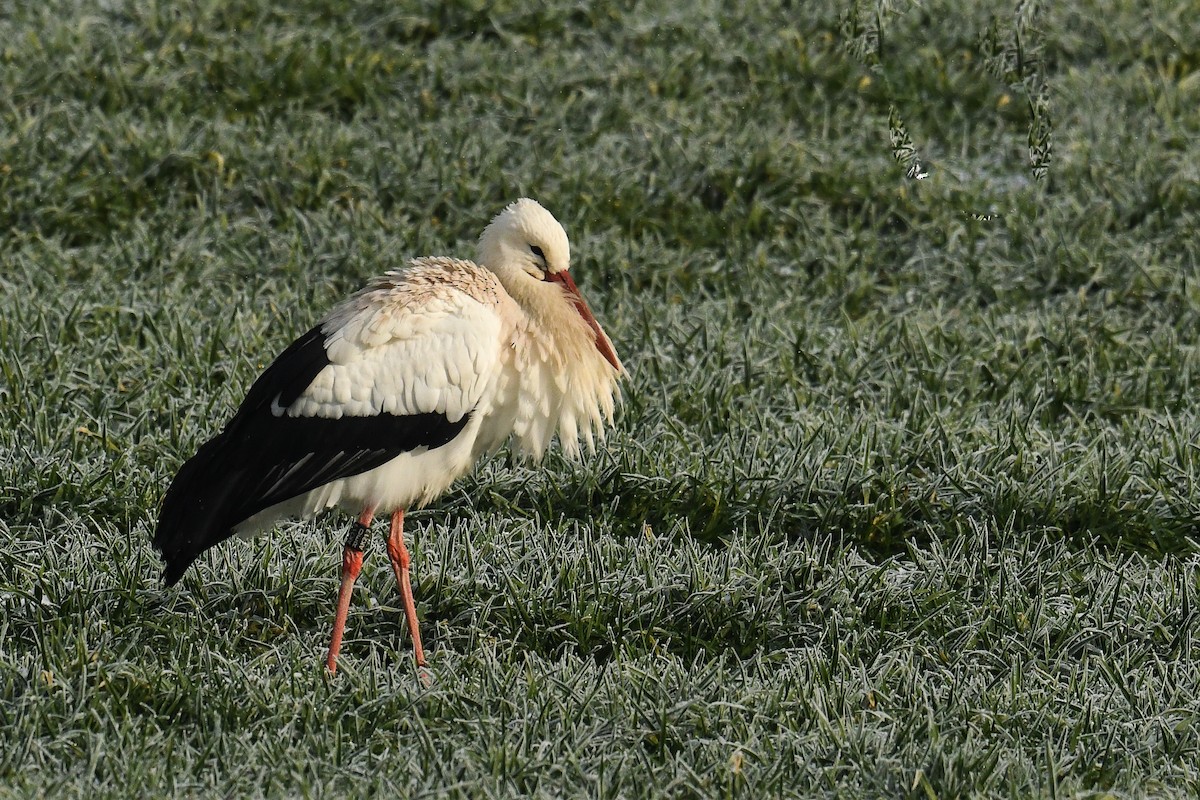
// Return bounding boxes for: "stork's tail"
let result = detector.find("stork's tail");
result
[154,434,246,586]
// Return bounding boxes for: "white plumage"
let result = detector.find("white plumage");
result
[155,198,624,674]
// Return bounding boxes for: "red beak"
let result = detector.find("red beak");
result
[548,270,623,373]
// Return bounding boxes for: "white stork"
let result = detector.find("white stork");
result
[154,198,623,674]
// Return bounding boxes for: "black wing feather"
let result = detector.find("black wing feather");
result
[153,324,470,586]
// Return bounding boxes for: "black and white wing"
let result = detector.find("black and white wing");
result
[153,266,506,585]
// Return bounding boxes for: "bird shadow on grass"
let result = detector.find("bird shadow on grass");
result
[402,470,834,664]
[414,585,823,667]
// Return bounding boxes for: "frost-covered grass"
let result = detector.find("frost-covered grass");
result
[2,0,1200,796]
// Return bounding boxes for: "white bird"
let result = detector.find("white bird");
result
[154,199,624,674]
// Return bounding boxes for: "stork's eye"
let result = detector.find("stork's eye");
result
[526,244,549,279]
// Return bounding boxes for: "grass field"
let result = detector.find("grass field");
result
[3,0,1200,796]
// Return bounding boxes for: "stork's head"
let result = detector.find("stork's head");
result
[477,198,622,373]
[477,197,571,279]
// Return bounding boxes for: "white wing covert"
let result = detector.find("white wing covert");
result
[286,267,507,426]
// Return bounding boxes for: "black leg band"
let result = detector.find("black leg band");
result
[345,520,371,552]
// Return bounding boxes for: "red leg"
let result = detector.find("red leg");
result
[386,509,427,668]
[325,507,375,674]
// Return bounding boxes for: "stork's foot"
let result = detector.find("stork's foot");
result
[325,513,374,674]
[385,510,427,670]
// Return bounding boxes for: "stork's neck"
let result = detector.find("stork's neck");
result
[487,262,597,370]
[486,266,622,462]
